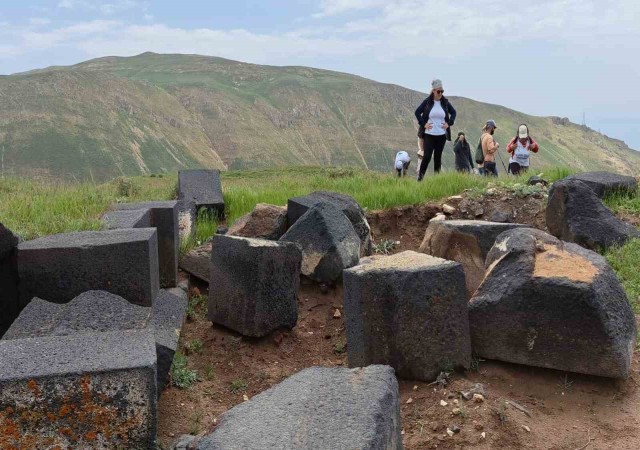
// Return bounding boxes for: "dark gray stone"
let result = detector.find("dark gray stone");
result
[178,169,225,216]
[115,201,179,287]
[193,365,402,450]
[3,290,151,340]
[488,208,513,223]
[102,208,152,229]
[287,191,373,256]
[154,288,188,393]
[280,202,360,284]
[180,241,211,282]
[419,220,527,297]
[469,228,637,379]
[565,171,637,198]
[0,329,157,449]
[527,175,549,186]
[344,251,471,382]
[0,223,20,336]
[18,228,160,307]
[546,179,640,251]
[209,235,301,337]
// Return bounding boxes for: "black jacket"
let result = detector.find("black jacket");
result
[453,140,474,171]
[415,95,457,141]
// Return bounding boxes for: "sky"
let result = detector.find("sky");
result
[1,0,639,149]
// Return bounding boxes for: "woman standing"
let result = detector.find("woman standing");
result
[453,132,474,173]
[415,79,457,181]
[506,124,539,175]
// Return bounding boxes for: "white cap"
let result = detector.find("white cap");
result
[395,160,404,170]
[431,79,443,90]
[518,125,529,139]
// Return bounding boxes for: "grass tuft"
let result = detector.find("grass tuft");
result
[170,351,198,389]
[605,239,640,313]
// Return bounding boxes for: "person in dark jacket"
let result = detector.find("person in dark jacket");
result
[415,79,457,181]
[453,132,473,173]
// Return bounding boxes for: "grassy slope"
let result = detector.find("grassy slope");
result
[0,53,637,181]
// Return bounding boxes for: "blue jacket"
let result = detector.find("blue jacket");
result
[415,96,457,141]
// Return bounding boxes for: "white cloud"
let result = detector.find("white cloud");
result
[57,0,142,15]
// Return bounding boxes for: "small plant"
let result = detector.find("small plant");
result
[558,373,574,390]
[373,239,396,255]
[184,338,204,355]
[494,398,508,425]
[333,341,347,354]
[189,411,204,435]
[170,351,198,389]
[469,354,485,372]
[186,294,208,321]
[112,176,139,198]
[204,363,216,381]
[230,379,248,394]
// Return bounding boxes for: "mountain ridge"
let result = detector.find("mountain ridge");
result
[0,52,637,181]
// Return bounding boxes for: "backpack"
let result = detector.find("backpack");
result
[474,136,484,164]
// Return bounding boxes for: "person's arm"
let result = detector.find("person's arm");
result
[446,102,457,126]
[506,138,517,154]
[453,141,462,156]
[529,138,539,153]
[415,99,427,126]
[467,144,474,168]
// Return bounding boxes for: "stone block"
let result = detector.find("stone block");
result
[0,223,20,336]
[102,208,152,229]
[469,228,637,379]
[344,251,471,381]
[419,220,527,296]
[193,365,402,450]
[208,235,301,337]
[114,201,179,287]
[18,229,160,307]
[565,171,637,198]
[154,288,188,393]
[0,329,157,449]
[179,241,211,282]
[178,169,224,216]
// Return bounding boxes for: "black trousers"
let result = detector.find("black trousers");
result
[419,134,447,176]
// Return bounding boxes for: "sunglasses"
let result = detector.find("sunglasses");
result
[435,90,444,94]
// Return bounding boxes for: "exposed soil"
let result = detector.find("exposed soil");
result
[158,189,640,449]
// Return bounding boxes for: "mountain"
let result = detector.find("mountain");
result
[0,52,638,181]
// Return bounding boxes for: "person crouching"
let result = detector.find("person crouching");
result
[394,150,411,177]
[506,124,539,175]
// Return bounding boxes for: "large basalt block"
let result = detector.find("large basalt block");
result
[0,329,157,449]
[287,191,373,256]
[114,201,179,288]
[469,228,637,379]
[208,235,301,337]
[193,365,402,450]
[344,251,471,381]
[419,220,527,297]
[178,169,224,216]
[0,223,20,336]
[565,171,638,198]
[280,202,360,284]
[179,241,211,282]
[102,208,152,229]
[154,288,188,393]
[546,179,640,250]
[18,229,160,307]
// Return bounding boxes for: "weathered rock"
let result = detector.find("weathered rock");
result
[177,199,197,240]
[179,241,211,282]
[469,228,637,379]
[0,329,157,449]
[344,251,471,381]
[527,175,548,186]
[102,208,152,229]
[565,171,637,198]
[0,223,20,336]
[208,235,301,337]
[280,202,360,284]
[228,203,288,240]
[546,179,640,250]
[3,290,151,340]
[193,365,402,450]
[18,228,160,307]
[115,201,179,287]
[154,288,188,393]
[419,220,527,297]
[287,191,372,256]
[488,208,513,223]
[178,169,225,216]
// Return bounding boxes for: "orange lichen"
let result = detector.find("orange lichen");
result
[533,244,599,283]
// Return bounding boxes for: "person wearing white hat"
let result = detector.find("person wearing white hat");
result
[414,79,457,181]
[506,124,539,175]
[394,150,411,177]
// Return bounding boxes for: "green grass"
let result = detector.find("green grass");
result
[604,188,640,214]
[170,351,198,389]
[606,239,640,313]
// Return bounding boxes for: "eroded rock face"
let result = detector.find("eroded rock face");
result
[227,203,287,240]
[344,251,471,382]
[280,202,360,284]
[192,365,402,450]
[546,178,640,251]
[565,171,637,198]
[419,220,527,297]
[469,228,637,379]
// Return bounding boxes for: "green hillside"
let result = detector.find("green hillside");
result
[0,52,638,181]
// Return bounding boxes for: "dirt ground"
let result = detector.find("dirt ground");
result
[158,189,640,449]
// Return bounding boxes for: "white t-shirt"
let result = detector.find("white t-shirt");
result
[426,101,446,136]
[510,140,531,166]
[395,151,411,169]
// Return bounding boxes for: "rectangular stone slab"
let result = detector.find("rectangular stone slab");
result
[178,169,224,216]
[179,241,211,282]
[153,288,188,394]
[115,201,179,287]
[102,208,152,229]
[18,229,160,307]
[0,223,20,337]
[0,329,157,449]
